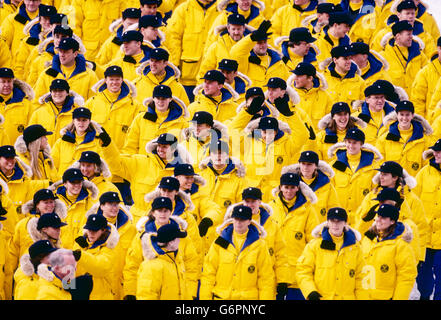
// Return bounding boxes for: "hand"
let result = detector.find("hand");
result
[72,249,82,261]
[363,203,379,222]
[97,126,111,147]
[0,200,7,216]
[273,95,293,116]
[251,20,272,41]
[75,236,89,249]
[198,217,213,237]
[123,295,136,300]
[246,96,264,115]
[307,291,322,300]
[276,283,288,297]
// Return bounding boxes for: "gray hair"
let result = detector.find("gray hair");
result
[48,248,73,267]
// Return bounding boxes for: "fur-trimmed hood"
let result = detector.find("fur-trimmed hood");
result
[21,198,68,220]
[311,221,362,241]
[19,253,38,277]
[59,120,104,137]
[215,217,267,239]
[281,160,335,178]
[224,201,273,221]
[319,57,362,77]
[382,112,433,135]
[13,156,33,178]
[0,178,9,195]
[91,78,137,98]
[69,157,111,179]
[26,216,64,246]
[144,188,195,212]
[142,96,188,117]
[145,139,193,165]
[199,156,246,178]
[79,223,120,250]
[371,168,417,189]
[217,0,265,11]
[48,179,99,200]
[192,82,240,102]
[38,34,87,55]
[390,0,428,14]
[85,201,134,223]
[380,32,425,50]
[423,148,440,161]
[271,180,318,204]
[327,141,384,161]
[235,100,279,117]
[317,113,367,131]
[366,221,413,243]
[287,70,328,91]
[136,60,181,79]
[181,119,229,141]
[37,90,85,107]
[14,134,52,157]
[244,117,292,136]
[13,79,34,101]
[213,23,256,37]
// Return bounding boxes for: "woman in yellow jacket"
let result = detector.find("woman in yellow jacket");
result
[328,127,383,225]
[51,107,104,177]
[316,102,367,163]
[123,196,201,300]
[122,84,188,155]
[0,213,8,299]
[14,125,58,182]
[72,213,120,300]
[268,172,320,300]
[360,204,418,300]
[376,100,433,177]
[297,207,368,300]
[200,205,275,300]
[281,151,340,223]
[28,79,84,147]
[136,221,190,300]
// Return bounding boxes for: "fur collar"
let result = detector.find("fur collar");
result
[144,139,193,164]
[144,188,195,211]
[192,83,240,101]
[19,253,36,277]
[181,120,229,141]
[14,134,52,157]
[21,198,68,220]
[244,117,292,135]
[199,156,246,178]
[142,96,188,117]
[380,32,425,50]
[69,157,111,179]
[36,263,54,282]
[281,161,335,178]
[13,79,34,100]
[382,112,433,135]
[311,221,362,241]
[371,169,417,189]
[216,217,267,238]
[0,178,9,195]
[91,78,137,98]
[14,156,33,178]
[271,181,318,204]
[224,201,273,221]
[423,149,439,161]
[136,60,181,78]
[48,179,99,200]
[38,90,85,107]
[327,141,383,161]
[287,70,328,91]
[27,216,64,246]
[137,214,187,235]
[59,120,103,137]
[79,223,119,249]
[366,221,413,243]
[317,113,367,130]
[0,113,4,126]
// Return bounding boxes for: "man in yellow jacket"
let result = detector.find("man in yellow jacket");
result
[200,204,275,300]
[217,58,252,104]
[414,139,441,300]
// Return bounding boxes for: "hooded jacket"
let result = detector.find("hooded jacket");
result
[296,222,368,300]
[0,78,34,146]
[200,218,275,300]
[360,221,417,300]
[275,35,320,71]
[376,112,433,177]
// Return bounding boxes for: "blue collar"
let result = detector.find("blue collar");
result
[45,42,55,55]
[45,95,76,114]
[281,41,317,65]
[144,216,180,233]
[18,3,31,21]
[147,100,184,123]
[388,38,423,64]
[89,226,111,249]
[172,196,187,217]
[203,87,234,104]
[98,80,131,102]
[416,3,426,19]
[329,61,359,79]
[321,226,357,250]
[280,191,307,212]
[379,221,406,242]
[388,120,424,143]
[293,0,317,12]
[96,207,129,229]
[64,128,97,145]
[52,54,88,79]
[7,162,25,181]
[259,206,270,226]
[186,182,200,195]
[335,149,375,172]
[362,52,385,79]
[207,158,237,176]
[56,185,90,203]
[304,170,330,191]
[359,101,395,122]
[430,157,441,172]
[6,86,26,104]
[340,0,377,24]
[220,223,261,252]
[143,64,176,83]
[323,27,351,47]
[234,76,246,94]
[249,48,282,67]
[29,22,42,39]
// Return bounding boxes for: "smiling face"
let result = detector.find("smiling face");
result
[434,150,441,164]
[243,198,261,215]
[156,143,172,160]
[375,215,395,232]
[153,97,171,113]
[299,162,317,180]
[345,138,362,155]
[397,110,414,130]
[327,218,346,237]
[152,207,172,226]
[85,228,105,243]
[379,172,398,188]
[280,184,298,201]
[0,77,13,96]
[333,56,352,73]
[227,24,245,41]
[176,175,194,191]
[333,111,350,130]
[100,202,119,219]
[51,89,69,106]
[65,180,83,196]
[395,30,413,47]
[366,94,386,113]
[36,199,56,214]
[105,76,123,93]
[253,40,268,56]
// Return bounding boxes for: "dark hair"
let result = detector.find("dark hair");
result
[372,220,397,239]
[328,116,357,133]
[374,175,406,198]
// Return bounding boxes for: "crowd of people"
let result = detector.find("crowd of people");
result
[0,0,441,300]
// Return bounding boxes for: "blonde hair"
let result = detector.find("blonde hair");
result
[27,138,55,179]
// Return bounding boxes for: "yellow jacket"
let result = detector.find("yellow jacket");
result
[200,219,275,300]
[360,222,417,300]
[12,254,41,300]
[35,264,73,300]
[297,222,368,300]
[274,36,320,71]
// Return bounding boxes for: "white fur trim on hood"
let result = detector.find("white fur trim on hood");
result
[48,179,99,200]
[144,188,195,212]
[281,160,335,178]
[382,112,433,135]
[91,78,137,98]
[380,32,425,50]
[19,253,36,277]
[371,168,417,189]
[59,120,104,137]
[244,117,292,136]
[216,217,267,239]
[69,157,111,179]
[13,79,34,100]
[199,156,246,178]
[14,156,33,178]
[142,96,189,117]
[145,139,193,165]
[217,0,265,11]
[80,223,119,249]
[181,120,229,141]
[37,89,85,107]
[192,83,240,101]
[327,141,384,161]
[271,181,318,204]
[224,201,273,221]
[136,60,181,79]
[26,216,63,247]
[21,198,68,220]
[422,149,439,161]
[287,70,328,92]
[311,221,362,241]
[317,113,367,131]
[0,178,9,195]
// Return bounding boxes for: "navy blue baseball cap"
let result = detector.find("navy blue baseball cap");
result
[174,163,195,176]
[209,140,229,154]
[331,102,351,116]
[53,24,73,37]
[331,45,353,58]
[99,191,122,204]
[84,214,108,231]
[39,4,57,17]
[121,30,143,42]
[218,59,239,72]
[28,240,57,260]
[153,85,172,98]
[265,77,287,90]
[344,127,365,143]
[242,187,262,200]
[327,207,348,222]
[227,13,246,26]
[151,196,173,211]
[23,125,53,145]
[258,117,279,131]
[0,145,16,158]
[123,7,141,20]
[202,70,225,84]
[62,168,84,183]
[72,107,92,119]
[33,189,56,206]
[158,176,180,191]
[79,151,101,165]
[0,67,14,78]
[430,139,441,152]
[152,223,187,244]
[231,205,252,220]
[280,172,300,186]
[150,48,169,61]
[50,79,70,91]
[395,100,414,113]
[376,161,403,177]
[298,150,319,165]
[245,87,264,100]
[37,212,67,230]
[57,37,79,51]
[139,14,162,28]
[292,62,316,77]
[373,188,402,203]
[156,133,178,145]
[376,204,400,221]
[104,65,124,78]
[191,111,214,126]
[289,27,316,43]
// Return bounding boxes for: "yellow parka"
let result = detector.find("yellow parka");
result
[297,222,368,300]
[200,218,275,300]
[360,221,417,300]
[13,253,41,300]
[274,35,320,71]
[34,263,73,300]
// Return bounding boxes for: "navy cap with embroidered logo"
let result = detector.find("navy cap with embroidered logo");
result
[350,42,370,55]
[373,188,402,203]
[392,20,413,36]
[37,212,67,231]
[33,189,56,206]
[397,0,417,12]
[289,27,316,44]
[99,191,122,204]
[104,65,123,78]
[231,205,252,220]
[364,82,389,97]
[150,47,169,61]
[50,79,70,92]
[395,100,414,114]
[376,204,400,221]
[53,24,73,37]
[245,87,264,100]
[317,2,335,14]
[151,196,173,211]
[258,117,279,131]
[227,13,246,26]
[153,85,172,98]
[0,67,14,78]
[331,45,353,58]
[123,7,141,20]
[121,30,143,43]
[152,223,187,244]
[57,37,79,51]
[218,58,239,71]
[265,77,287,90]
[327,207,348,222]
[84,213,108,231]
[298,151,319,165]
[79,151,101,165]
[156,133,178,145]
[292,62,316,77]
[242,187,262,200]
[140,0,162,6]
[50,13,67,25]
[331,102,351,117]
[280,172,300,186]
[62,168,84,183]
[158,176,180,191]
[72,107,92,119]
[209,140,229,154]
[345,127,365,143]
[0,145,16,158]
[139,14,162,28]
[28,240,57,260]
[23,125,53,146]
[191,111,214,126]
[430,139,441,152]
[202,70,225,84]
[39,4,57,17]
[329,12,352,26]
[376,161,403,177]
[174,163,195,176]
